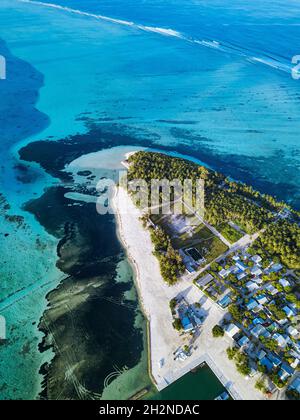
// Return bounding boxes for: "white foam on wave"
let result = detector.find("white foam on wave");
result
[18,0,292,75]
[18,0,135,26]
[137,25,183,38]
[195,40,221,49]
[248,56,292,73]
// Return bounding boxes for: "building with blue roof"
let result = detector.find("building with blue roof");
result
[181,316,193,332]
[278,364,294,382]
[251,324,271,339]
[236,261,248,272]
[238,336,250,348]
[246,299,259,311]
[256,294,268,305]
[260,356,274,372]
[268,353,282,368]
[289,377,300,393]
[253,317,264,326]
[271,263,283,273]
[283,306,296,318]
[218,294,232,309]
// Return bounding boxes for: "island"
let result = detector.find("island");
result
[112,150,300,401]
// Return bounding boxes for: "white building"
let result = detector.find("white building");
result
[225,323,240,338]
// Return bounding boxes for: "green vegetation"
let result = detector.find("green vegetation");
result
[255,378,267,394]
[226,347,251,376]
[169,298,177,315]
[127,151,221,187]
[127,151,300,296]
[127,152,275,234]
[270,373,287,389]
[183,345,190,354]
[212,325,224,338]
[268,304,286,321]
[225,179,287,213]
[226,347,238,360]
[252,220,300,269]
[150,226,185,285]
[172,318,182,331]
[228,304,244,323]
[217,223,243,244]
[205,189,271,234]
[194,235,228,265]
[259,337,278,352]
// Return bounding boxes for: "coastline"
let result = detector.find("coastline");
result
[112,184,269,401]
[112,184,156,390]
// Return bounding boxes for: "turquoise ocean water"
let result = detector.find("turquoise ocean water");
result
[0,0,299,399]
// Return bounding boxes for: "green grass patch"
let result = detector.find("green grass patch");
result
[217,223,243,244]
[193,236,228,264]
[172,224,213,249]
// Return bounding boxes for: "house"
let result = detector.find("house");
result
[253,317,264,326]
[289,303,298,314]
[268,322,279,333]
[181,316,193,332]
[287,326,299,338]
[251,266,263,277]
[219,268,230,279]
[268,353,282,368]
[238,336,250,348]
[289,376,300,394]
[232,255,240,262]
[270,263,283,273]
[251,324,271,339]
[196,273,213,288]
[237,272,247,281]
[278,318,289,327]
[246,299,259,311]
[252,304,263,314]
[253,277,263,285]
[236,261,248,272]
[265,284,279,296]
[273,333,287,349]
[260,357,275,372]
[224,323,240,338]
[251,255,262,264]
[246,281,259,292]
[283,306,296,318]
[257,349,267,361]
[279,278,290,288]
[291,358,299,369]
[256,294,268,305]
[228,265,238,273]
[218,294,232,309]
[278,364,294,382]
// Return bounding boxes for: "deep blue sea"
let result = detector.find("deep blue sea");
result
[0,0,299,399]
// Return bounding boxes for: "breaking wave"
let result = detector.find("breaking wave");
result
[18,0,292,75]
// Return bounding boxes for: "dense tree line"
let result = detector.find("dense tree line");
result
[252,220,300,269]
[128,152,274,233]
[225,179,288,212]
[149,226,185,285]
[128,151,221,186]
[205,189,272,233]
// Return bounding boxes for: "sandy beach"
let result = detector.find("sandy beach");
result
[112,185,272,401]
